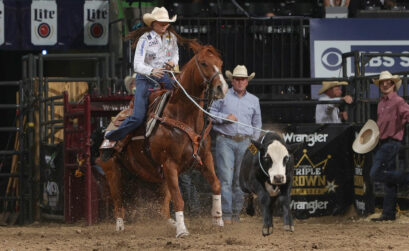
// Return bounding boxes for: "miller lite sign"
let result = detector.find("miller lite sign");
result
[0,1,4,46]
[31,0,57,46]
[84,0,109,46]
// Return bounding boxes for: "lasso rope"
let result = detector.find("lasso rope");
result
[162,70,272,134]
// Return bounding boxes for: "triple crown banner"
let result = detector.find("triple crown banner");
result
[282,124,354,219]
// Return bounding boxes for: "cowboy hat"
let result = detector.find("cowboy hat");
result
[124,73,136,93]
[225,65,255,81]
[318,81,348,95]
[143,7,177,27]
[372,71,402,91]
[352,119,380,154]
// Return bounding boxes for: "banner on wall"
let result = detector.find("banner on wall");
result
[309,19,409,98]
[282,124,354,219]
[31,0,57,46]
[83,0,109,46]
[0,0,109,50]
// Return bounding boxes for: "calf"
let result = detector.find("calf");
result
[239,132,300,236]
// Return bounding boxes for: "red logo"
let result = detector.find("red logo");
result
[37,23,50,38]
[90,23,103,38]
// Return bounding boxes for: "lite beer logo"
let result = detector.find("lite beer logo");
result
[83,0,109,46]
[31,0,57,46]
[0,1,4,46]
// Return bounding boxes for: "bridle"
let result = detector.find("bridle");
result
[194,55,222,88]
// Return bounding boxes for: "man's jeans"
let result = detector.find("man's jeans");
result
[370,140,408,217]
[105,74,174,141]
[179,170,201,215]
[215,135,249,220]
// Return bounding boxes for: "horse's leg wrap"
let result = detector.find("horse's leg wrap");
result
[116,218,124,231]
[175,211,189,238]
[211,195,224,227]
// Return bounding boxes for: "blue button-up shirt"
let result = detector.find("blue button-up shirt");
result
[210,88,262,140]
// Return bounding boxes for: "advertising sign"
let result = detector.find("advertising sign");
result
[283,124,354,218]
[83,0,109,46]
[31,0,57,46]
[310,19,409,98]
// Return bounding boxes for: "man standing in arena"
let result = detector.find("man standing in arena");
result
[315,81,353,124]
[370,71,409,221]
[210,65,262,224]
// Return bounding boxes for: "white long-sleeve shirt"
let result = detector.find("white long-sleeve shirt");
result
[133,30,179,75]
[315,94,342,124]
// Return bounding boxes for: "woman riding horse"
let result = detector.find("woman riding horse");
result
[105,7,193,143]
[97,7,229,238]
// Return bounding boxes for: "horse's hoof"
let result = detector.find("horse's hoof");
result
[262,226,273,236]
[212,217,224,227]
[167,218,177,228]
[176,230,190,238]
[116,218,125,231]
[284,225,294,232]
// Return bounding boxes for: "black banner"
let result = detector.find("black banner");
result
[282,124,355,218]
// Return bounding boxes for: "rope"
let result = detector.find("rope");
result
[162,70,272,134]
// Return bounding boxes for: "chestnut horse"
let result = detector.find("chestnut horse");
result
[96,42,228,237]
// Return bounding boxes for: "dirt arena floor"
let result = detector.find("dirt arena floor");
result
[1,209,409,251]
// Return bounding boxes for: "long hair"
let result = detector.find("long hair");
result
[125,24,196,49]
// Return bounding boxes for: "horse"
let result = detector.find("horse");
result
[96,42,228,237]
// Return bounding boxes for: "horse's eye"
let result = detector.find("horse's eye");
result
[201,62,207,67]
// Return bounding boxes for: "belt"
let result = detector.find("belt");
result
[218,133,250,142]
[379,138,401,144]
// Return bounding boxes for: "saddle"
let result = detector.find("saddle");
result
[99,89,171,152]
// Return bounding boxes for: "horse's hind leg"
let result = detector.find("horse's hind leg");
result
[163,160,189,238]
[199,151,223,227]
[97,158,125,231]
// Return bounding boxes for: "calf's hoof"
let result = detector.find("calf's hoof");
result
[284,225,294,232]
[212,217,224,227]
[262,226,273,236]
[116,218,125,231]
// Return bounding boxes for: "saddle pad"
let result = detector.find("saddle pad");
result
[146,91,171,137]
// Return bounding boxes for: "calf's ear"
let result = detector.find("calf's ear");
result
[287,142,303,154]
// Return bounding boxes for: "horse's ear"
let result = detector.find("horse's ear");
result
[189,41,202,54]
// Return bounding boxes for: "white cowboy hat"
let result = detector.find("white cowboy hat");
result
[143,7,177,27]
[124,73,136,93]
[225,65,255,81]
[373,71,402,91]
[318,81,348,95]
[352,119,380,154]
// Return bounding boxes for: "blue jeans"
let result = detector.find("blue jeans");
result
[370,140,408,217]
[179,170,201,215]
[215,135,250,220]
[105,74,174,141]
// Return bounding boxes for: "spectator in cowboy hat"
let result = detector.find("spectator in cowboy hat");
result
[210,64,261,224]
[315,81,353,124]
[368,70,409,221]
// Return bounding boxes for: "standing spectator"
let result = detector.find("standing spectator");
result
[370,71,409,221]
[210,65,262,224]
[315,81,353,124]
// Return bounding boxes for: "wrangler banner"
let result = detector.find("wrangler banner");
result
[282,124,355,219]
